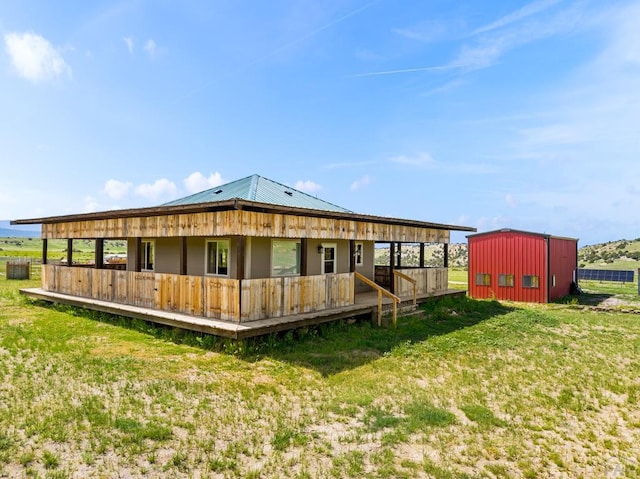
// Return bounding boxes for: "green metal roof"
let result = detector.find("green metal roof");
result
[163,174,352,212]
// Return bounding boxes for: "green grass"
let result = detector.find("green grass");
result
[1,270,640,477]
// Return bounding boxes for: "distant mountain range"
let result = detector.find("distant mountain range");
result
[0,220,40,238]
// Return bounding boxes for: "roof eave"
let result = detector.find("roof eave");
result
[12,198,476,233]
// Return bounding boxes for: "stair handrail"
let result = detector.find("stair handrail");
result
[354,272,400,326]
[393,270,417,306]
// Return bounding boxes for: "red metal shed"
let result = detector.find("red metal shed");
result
[467,229,578,303]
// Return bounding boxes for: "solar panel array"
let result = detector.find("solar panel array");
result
[577,269,634,282]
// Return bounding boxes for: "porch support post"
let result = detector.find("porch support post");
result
[134,237,142,272]
[389,242,396,294]
[444,243,449,268]
[179,237,188,275]
[42,239,48,265]
[236,236,245,280]
[349,240,356,273]
[419,243,425,268]
[300,238,308,276]
[95,239,104,270]
[397,243,402,267]
[66,239,73,267]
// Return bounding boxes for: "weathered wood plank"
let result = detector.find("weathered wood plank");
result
[42,210,451,243]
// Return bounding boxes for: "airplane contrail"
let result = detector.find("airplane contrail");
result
[353,64,468,77]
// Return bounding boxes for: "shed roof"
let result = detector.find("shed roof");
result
[163,174,351,213]
[467,228,578,242]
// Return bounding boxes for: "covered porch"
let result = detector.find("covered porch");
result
[23,264,460,338]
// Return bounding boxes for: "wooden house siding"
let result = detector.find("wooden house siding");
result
[41,210,450,243]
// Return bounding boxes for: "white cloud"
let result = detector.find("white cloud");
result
[473,0,564,35]
[505,194,518,208]
[123,36,134,54]
[389,152,436,167]
[294,180,322,194]
[83,196,100,213]
[392,20,450,43]
[452,2,583,71]
[4,32,71,83]
[134,178,177,201]
[184,172,225,193]
[144,39,156,56]
[104,179,133,200]
[350,175,372,191]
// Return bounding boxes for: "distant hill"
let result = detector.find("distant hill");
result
[0,220,39,238]
[373,239,640,271]
[578,238,640,270]
[375,243,468,268]
[0,227,39,238]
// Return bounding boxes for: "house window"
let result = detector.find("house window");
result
[142,240,154,271]
[498,274,514,287]
[206,240,229,276]
[355,242,363,267]
[522,275,539,288]
[322,244,336,274]
[475,273,491,286]
[272,240,301,276]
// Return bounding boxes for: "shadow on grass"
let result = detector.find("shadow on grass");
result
[30,295,514,376]
[554,292,614,306]
[252,295,515,375]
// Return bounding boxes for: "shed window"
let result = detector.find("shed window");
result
[142,240,154,271]
[355,242,363,267]
[475,273,491,286]
[498,274,514,287]
[206,240,229,276]
[272,240,301,276]
[522,275,539,288]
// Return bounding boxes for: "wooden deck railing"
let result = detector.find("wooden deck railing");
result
[355,271,400,326]
[42,265,240,321]
[393,270,417,306]
[42,265,354,323]
[240,273,354,321]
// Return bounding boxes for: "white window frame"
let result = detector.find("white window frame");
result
[141,240,155,271]
[205,239,230,277]
[321,243,337,274]
[354,242,364,267]
[271,239,302,277]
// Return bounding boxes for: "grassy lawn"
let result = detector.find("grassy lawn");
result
[1,269,639,478]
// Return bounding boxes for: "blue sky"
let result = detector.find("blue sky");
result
[1,0,639,245]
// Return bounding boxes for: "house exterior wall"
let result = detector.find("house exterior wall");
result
[155,237,180,274]
[548,237,578,301]
[355,241,375,293]
[249,237,272,279]
[468,231,548,303]
[186,237,206,276]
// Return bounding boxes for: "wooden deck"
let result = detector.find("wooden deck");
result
[20,287,466,339]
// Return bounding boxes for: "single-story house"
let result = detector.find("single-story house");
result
[13,174,476,337]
